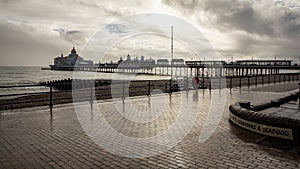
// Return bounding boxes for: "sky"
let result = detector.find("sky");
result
[0,0,300,66]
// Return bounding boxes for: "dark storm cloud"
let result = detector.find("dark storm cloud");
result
[0,21,71,66]
[281,10,300,37]
[162,0,300,36]
[1,0,299,66]
[162,0,300,59]
[0,0,139,66]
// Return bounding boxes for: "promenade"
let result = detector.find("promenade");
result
[1,83,300,168]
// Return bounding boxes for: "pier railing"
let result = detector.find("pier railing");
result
[0,73,299,113]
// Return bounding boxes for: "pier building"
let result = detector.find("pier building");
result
[50,47,94,70]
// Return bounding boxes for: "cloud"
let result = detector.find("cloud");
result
[162,0,300,60]
[0,21,72,66]
[0,0,300,66]
[102,33,198,63]
[0,0,165,66]
[105,23,130,35]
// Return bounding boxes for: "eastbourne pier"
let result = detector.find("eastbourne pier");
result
[95,56,299,78]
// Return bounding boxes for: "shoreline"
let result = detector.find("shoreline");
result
[0,80,172,110]
[1,74,299,111]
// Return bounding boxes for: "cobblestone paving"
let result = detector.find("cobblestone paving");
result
[0,88,300,168]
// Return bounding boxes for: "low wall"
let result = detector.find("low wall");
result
[229,92,300,140]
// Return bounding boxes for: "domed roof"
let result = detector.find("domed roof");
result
[71,47,77,54]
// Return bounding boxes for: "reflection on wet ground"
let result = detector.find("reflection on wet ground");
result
[0,83,299,168]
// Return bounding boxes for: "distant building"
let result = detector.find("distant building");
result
[51,47,93,69]
[202,60,226,65]
[171,59,185,65]
[236,60,292,66]
[185,61,202,66]
[185,60,226,66]
[118,55,155,68]
[157,59,169,65]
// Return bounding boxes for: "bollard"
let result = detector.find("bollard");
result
[239,101,251,109]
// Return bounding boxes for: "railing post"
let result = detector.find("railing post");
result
[279,74,281,83]
[147,80,151,97]
[293,74,295,81]
[49,84,53,115]
[202,76,205,90]
[255,76,257,86]
[90,81,93,108]
[122,80,125,101]
[169,79,172,94]
[247,76,250,87]
[229,77,232,89]
[186,77,189,91]
[239,76,242,87]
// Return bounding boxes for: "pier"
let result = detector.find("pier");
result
[95,59,299,77]
[48,48,300,78]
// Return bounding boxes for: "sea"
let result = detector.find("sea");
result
[0,66,299,96]
[0,66,171,96]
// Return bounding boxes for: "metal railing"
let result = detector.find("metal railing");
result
[0,73,299,113]
[0,79,180,114]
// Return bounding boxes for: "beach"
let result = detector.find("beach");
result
[0,80,172,110]
[1,74,299,110]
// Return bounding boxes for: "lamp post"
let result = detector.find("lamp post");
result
[298,83,300,107]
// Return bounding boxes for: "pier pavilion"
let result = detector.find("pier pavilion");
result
[50,47,95,71]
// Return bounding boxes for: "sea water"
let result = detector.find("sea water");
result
[0,66,299,96]
[0,66,171,96]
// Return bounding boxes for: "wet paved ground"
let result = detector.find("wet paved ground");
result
[1,85,300,168]
[260,100,300,120]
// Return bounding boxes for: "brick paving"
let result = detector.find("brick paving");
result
[0,88,300,168]
[259,100,300,120]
